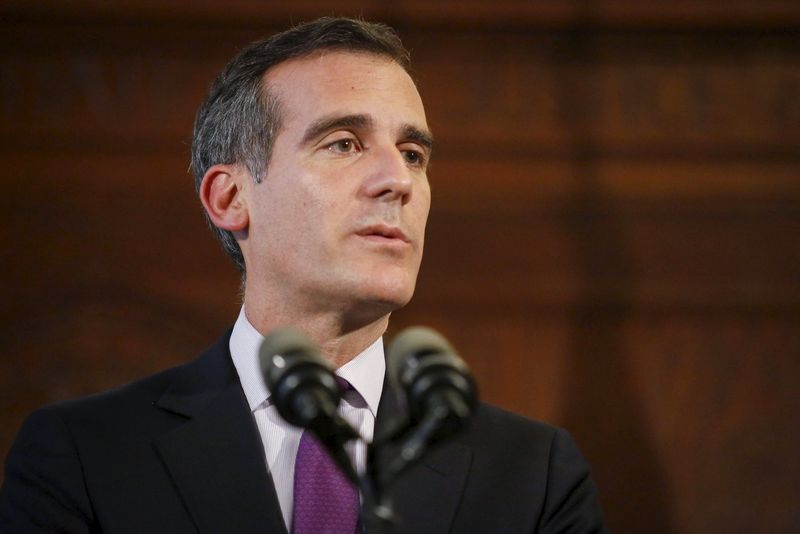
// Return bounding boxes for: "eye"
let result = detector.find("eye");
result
[401,149,426,167]
[327,138,360,154]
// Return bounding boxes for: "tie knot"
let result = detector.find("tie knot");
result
[335,376,367,409]
[335,376,353,393]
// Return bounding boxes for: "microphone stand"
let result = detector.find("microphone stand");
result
[260,325,476,534]
[324,393,470,534]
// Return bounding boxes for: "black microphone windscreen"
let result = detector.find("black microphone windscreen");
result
[387,326,477,423]
[258,326,321,389]
[258,327,339,428]
[388,327,471,389]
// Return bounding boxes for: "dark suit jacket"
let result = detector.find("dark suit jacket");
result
[0,330,607,533]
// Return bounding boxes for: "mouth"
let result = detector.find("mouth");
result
[355,224,410,244]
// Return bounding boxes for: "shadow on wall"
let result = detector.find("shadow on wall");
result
[554,19,678,534]
[559,170,678,534]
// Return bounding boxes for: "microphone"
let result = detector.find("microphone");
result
[258,327,343,432]
[259,328,369,519]
[386,326,478,449]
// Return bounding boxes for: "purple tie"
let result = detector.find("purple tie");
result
[291,378,360,534]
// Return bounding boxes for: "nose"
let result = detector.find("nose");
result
[360,145,413,204]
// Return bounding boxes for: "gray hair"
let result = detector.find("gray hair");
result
[190,17,411,272]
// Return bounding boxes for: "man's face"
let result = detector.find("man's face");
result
[241,51,432,319]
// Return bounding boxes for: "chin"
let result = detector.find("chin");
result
[335,262,420,315]
[357,275,416,313]
[339,288,412,332]
[368,286,415,311]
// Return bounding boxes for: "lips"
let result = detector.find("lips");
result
[356,224,410,243]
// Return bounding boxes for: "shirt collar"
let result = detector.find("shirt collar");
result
[229,307,385,417]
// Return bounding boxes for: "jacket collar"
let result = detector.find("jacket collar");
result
[153,330,288,534]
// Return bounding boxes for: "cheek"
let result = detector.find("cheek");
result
[415,187,432,230]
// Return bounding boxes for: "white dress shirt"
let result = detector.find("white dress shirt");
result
[229,307,385,531]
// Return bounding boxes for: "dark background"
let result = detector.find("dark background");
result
[2,2,799,532]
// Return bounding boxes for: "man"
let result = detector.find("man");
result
[0,17,607,533]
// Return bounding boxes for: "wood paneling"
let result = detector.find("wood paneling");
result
[1,2,798,532]
[4,1,800,27]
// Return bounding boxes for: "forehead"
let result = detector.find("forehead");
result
[263,51,427,134]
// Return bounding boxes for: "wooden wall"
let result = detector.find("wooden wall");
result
[2,2,799,532]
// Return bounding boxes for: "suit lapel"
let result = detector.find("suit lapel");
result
[152,334,287,534]
[375,379,473,533]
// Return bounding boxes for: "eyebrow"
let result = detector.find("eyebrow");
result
[301,114,373,146]
[300,113,434,154]
[400,124,434,154]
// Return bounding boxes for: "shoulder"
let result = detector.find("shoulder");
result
[466,402,568,457]
[467,403,596,492]
[14,328,233,441]
[457,403,608,532]
[456,403,569,496]
[471,402,559,437]
[0,331,234,532]
[26,359,184,428]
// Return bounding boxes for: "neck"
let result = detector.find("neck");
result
[243,292,391,369]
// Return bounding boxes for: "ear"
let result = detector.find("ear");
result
[199,164,249,232]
